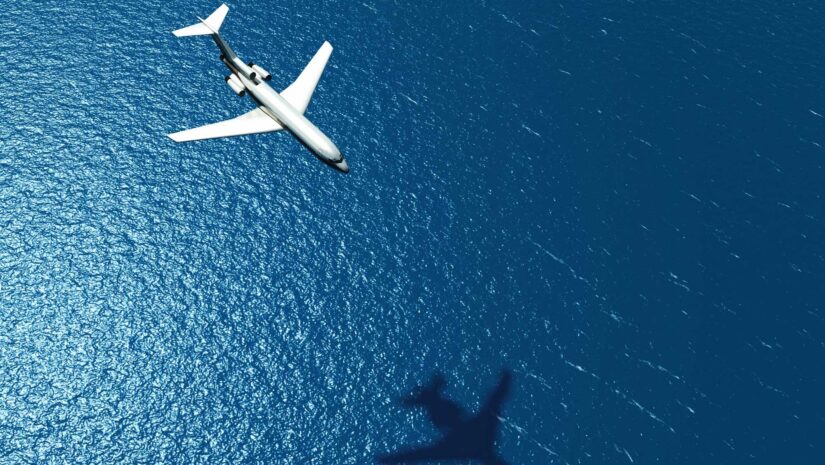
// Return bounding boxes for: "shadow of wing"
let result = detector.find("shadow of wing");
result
[479,370,512,418]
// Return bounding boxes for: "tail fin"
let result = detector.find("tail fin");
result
[173,4,229,37]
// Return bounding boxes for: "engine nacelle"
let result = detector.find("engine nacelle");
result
[249,63,272,81]
[225,74,246,96]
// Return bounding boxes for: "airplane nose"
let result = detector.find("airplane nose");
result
[334,158,349,173]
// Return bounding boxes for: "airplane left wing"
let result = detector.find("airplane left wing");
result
[168,107,283,142]
[280,41,333,114]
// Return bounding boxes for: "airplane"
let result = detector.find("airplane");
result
[378,371,512,465]
[168,4,349,173]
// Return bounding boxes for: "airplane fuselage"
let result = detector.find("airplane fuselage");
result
[211,33,348,172]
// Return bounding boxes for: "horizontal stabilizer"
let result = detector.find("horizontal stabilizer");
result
[280,41,333,114]
[168,107,283,142]
[173,4,229,37]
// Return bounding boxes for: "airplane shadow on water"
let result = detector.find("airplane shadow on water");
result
[378,370,512,465]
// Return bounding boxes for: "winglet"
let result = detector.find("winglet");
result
[173,4,229,37]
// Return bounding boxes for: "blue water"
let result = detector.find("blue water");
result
[1,0,824,463]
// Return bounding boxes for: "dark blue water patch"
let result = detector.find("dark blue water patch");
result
[1,1,824,464]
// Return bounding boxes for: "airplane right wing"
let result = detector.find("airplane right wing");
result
[280,41,333,114]
[168,107,283,142]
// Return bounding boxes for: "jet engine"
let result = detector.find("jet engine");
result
[249,63,272,81]
[225,74,246,96]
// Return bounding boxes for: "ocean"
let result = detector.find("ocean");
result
[0,0,823,463]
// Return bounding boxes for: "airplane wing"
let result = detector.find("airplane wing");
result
[280,41,333,114]
[168,107,283,142]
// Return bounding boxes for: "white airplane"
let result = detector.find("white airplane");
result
[168,4,349,173]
